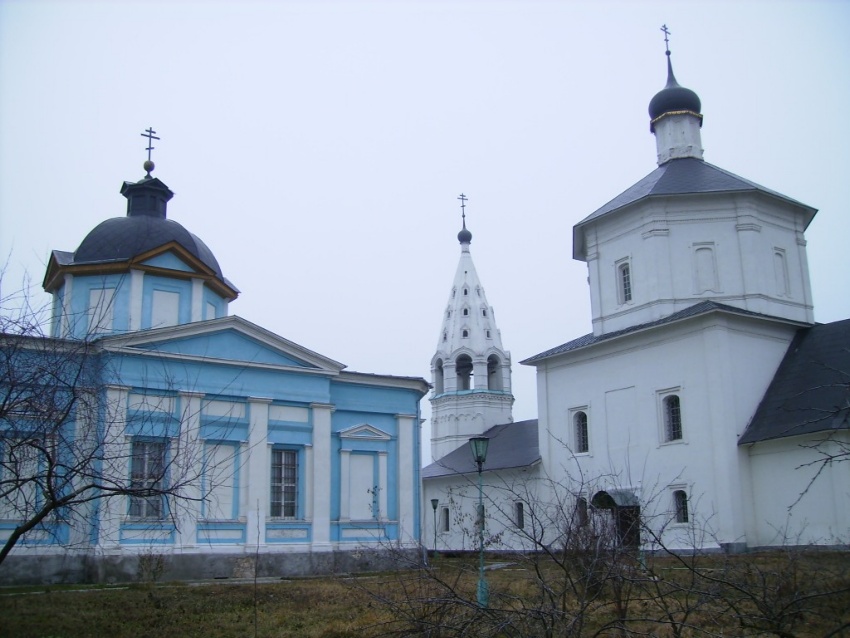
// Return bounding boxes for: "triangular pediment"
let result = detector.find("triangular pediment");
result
[99,315,346,373]
[339,423,392,441]
[138,250,200,274]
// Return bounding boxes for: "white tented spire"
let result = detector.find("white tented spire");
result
[430,201,513,461]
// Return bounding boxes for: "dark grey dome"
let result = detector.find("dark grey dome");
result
[458,227,472,244]
[72,174,223,277]
[74,215,223,277]
[649,57,701,122]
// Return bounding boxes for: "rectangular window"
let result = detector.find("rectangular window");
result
[129,441,166,519]
[673,489,689,524]
[270,449,298,519]
[88,288,115,334]
[665,395,683,441]
[515,502,525,529]
[151,289,180,328]
[440,506,450,532]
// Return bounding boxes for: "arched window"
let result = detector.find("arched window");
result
[456,355,473,390]
[481,308,487,317]
[618,261,632,303]
[434,359,444,394]
[462,329,469,338]
[574,411,589,453]
[664,395,682,441]
[463,308,469,316]
[673,490,689,523]
[487,355,502,391]
[515,502,525,529]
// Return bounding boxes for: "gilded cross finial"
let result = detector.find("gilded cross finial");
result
[458,193,468,227]
[661,24,671,56]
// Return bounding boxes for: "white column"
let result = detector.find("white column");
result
[191,278,204,323]
[396,413,416,541]
[98,385,130,549]
[129,269,144,331]
[175,391,204,548]
[377,451,388,521]
[339,449,351,522]
[310,402,334,550]
[246,397,272,548]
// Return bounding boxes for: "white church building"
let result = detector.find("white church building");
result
[0,158,428,585]
[423,46,849,554]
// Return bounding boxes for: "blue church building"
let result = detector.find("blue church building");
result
[0,158,428,584]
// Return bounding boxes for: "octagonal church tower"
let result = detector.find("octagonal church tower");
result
[430,204,514,461]
[42,160,239,339]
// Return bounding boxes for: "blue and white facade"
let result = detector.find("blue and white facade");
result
[1,166,427,584]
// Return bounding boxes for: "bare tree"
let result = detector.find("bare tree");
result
[0,278,228,567]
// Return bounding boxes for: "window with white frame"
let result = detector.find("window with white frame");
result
[616,259,632,304]
[662,393,683,442]
[87,287,115,334]
[270,448,298,519]
[440,506,450,532]
[129,440,166,519]
[573,410,589,453]
[673,489,689,524]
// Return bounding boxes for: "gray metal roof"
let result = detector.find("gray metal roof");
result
[521,301,800,366]
[422,419,540,479]
[739,318,850,445]
[573,158,816,261]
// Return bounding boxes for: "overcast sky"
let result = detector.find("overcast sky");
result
[2,0,848,462]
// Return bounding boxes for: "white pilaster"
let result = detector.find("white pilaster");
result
[129,269,143,331]
[175,391,204,548]
[310,402,334,550]
[246,397,272,548]
[339,449,351,521]
[98,385,130,549]
[396,413,416,540]
[61,273,74,338]
[191,278,204,323]
[377,451,388,521]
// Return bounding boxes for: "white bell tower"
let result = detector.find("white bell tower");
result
[430,196,514,461]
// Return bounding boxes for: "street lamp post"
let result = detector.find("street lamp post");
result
[469,436,490,608]
[431,498,439,557]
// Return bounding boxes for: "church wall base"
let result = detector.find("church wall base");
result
[0,547,421,587]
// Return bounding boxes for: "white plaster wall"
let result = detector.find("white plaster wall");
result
[745,433,850,547]
[534,312,797,550]
[584,193,814,337]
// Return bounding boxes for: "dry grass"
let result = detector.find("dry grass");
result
[1,551,849,637]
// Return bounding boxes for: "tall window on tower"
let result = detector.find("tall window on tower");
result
[616,259,632,304]
[456,355,473,391]
[574,410,589,453]
[270,449,298,519]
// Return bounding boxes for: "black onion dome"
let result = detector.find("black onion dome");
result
[73,174,223,277]
[74,216,224,277]
[458,226,472,244]
[648,57,701,121]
